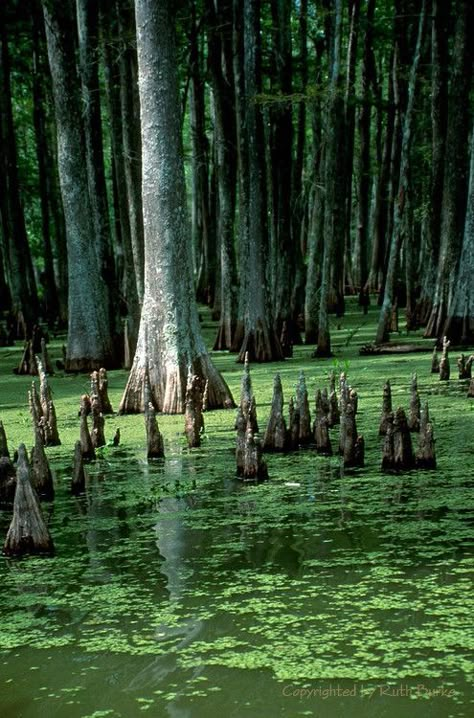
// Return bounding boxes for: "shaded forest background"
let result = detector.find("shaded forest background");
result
[0,0,473,372]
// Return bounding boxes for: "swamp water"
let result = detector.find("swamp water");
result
[0,313,473,718]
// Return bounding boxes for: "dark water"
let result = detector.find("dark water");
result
[0,428,473,718]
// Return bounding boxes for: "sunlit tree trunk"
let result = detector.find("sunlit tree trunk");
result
[119,0,234,413]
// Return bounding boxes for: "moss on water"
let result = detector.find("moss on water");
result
[0,300,473,717]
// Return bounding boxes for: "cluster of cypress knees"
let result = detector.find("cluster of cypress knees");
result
[2,339,473,557]
[234,353,441,483]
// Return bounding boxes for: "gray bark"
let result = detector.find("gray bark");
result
[42,0,115,369]
[119,0,234,414]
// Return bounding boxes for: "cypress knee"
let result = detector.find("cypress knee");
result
[393,407,414,470]
[71,440,86,494]
[239,352,258,433]
[98,368,113,414]
[314,390,332,456]
[235,406,246,476]
[184,372,205,448]
[439,337,450,381]
[41,338,54,375]
[263,374,289,452]
[288,397,300,449]
[144,381,164,458]
[3,445,54,557]
[379,380,392,435]
[79,394,96,460]
[381,413,395,471]
[407,373,421,432]
[0,457,15,504]
[342,402,364,468]
[431,346,439,373]
[241,420,268,482]
[90,394,106,449]
[457,354,473,380]
[0,420,10,458]
[415,403,436,469]
[328,371,340,426]
[468,378,474,398]
[296,371,312,445]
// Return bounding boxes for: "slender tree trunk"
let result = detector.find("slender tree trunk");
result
[101,0,140,358]
[315,0,343,357]
[190,1,214,306]
[208,0,238,351]
[443,123,474,342]
[355,0,374,299]
[32,0,59,324]
[0,8,38,328]
[231,0,282,361]
[424,0,472,338]
[417,0,450,320]
[119,0,234,413]
[376,1,426,344]
[342,0,361,292]
[117,0,144,304]
[42,0,116,369]
[76,0,117,334]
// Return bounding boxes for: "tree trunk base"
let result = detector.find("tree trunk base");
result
[233,321,283,363]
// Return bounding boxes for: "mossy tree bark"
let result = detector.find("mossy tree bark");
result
[119,0,234,414]
[42,0,116,370]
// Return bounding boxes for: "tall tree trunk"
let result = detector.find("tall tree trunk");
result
[190,1,214,306]
[76,0,117,334]
[0,7,38,329]
[119,0,234,414]
[42,0,116,369]
[315,0,344,357]
[231,0,282,361]
[269,0,294,339]
[424,0,472,338]
[342,0,361,293]
[117,0,144,304]
[355,0,374,300]
[375,0,427,344]
[208,0,238,351]
[417,0,450,321]
[443,123,474,342]
[32,0,59,324]
[101,0,140,358]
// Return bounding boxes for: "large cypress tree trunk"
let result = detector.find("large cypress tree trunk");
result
[231,0,282,362]
[375,0,426,345]
[42,0,116,370]
[424,0,472,338]
[0,8,38,329]
[119,0,234,414]
[208,0,238,351]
